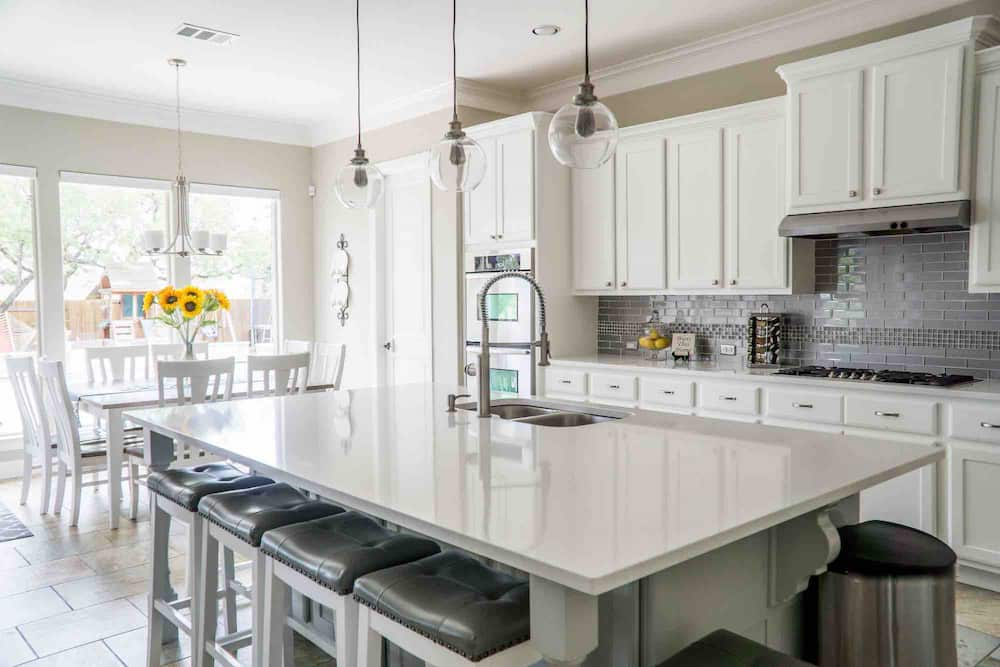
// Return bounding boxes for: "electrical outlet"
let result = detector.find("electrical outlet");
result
[625,341,638,351]
[719,344,737,356]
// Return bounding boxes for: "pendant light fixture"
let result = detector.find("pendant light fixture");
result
[335,0,384,209]
[428,0,486,193]
[142,58,227,257]
[548,0,619,169]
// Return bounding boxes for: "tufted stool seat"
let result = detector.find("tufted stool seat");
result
[197,482,345,547]
[145,464,274,667]
[148,463,273,511]
[656,629,812,666]
[259,512,441,665]
[354,551,537,665]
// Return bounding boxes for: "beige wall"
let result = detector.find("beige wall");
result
[312,107,506,389]
[0,104,314,358]
[602,0,1000,127]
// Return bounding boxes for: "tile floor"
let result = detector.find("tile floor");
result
[0,475,998,666]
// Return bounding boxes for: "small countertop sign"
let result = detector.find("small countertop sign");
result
[671,332,696,360]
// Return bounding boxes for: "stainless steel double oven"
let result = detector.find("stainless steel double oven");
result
[464,247,537,397]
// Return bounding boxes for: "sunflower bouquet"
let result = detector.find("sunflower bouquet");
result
[143,285,230,359]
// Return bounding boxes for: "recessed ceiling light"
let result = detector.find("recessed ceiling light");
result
[532,25,561,36]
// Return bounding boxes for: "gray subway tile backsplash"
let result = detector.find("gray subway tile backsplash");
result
[596,231,1000,378]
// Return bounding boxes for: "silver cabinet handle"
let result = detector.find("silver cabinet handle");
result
[559,379,572,385]
[982,422,1000,429]
[873,187,883,196]
[662,390,675,395]
[721,395,738,401]
[793,403,813,409]
[848,189,857,198]
[609,384,621,390]
[875,411,900,418]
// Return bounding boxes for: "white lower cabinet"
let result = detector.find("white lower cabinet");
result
[844,394,938,436]
[949,440,1000,568]
[698,382,760,418]
[765,388,842,426]
[544,368,587,399]
[950,402,1000,444]
[640,377,695,413]
[589,372,638,404]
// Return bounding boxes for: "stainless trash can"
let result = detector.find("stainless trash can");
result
[818,520,958,667]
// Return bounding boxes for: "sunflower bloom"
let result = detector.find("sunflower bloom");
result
[179,293,205,320]
[180,285,205,301]
[209,289,230,310]
[142,292,156,314]
[157,286,180,313]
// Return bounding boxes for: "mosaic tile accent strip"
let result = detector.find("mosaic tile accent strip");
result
[597,232,1000,378]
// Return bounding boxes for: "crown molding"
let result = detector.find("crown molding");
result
[0,75,313,146]
[525,0,973,111]
[308,77,523,147]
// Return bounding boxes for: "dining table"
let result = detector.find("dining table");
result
[69,377,336,529]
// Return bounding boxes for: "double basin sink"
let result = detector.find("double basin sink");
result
[457,399,627,427]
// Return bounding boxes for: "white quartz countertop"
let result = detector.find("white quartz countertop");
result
[125,383,941,595]
[551,354,1000,402]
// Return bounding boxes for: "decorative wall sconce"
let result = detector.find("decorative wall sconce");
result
[332,234,351,326]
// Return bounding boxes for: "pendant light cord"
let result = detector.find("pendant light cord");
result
[174,62,183,177]
[355,0,362,151]
[451,0,458,122]
[584,0,590,84]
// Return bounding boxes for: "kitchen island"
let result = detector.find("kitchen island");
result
[127,383,942,665]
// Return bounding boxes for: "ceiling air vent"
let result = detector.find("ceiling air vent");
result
[175,23,239,45]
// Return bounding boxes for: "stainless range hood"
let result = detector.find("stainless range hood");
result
[778,200,970,239]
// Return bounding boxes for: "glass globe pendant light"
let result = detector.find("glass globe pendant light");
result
[428,0,486,192]
[548,0,619,169]
[335,0,384,209]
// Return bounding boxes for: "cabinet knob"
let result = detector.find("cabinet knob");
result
[490,234,496,240]
[729,279,737,286]
[497,234,503,239]
[620,281,627,287]
[712,279,720,286]
[605,281,613,287]
[848,190,857,198]
[873,187,883,196]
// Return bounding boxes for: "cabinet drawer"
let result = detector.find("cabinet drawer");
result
[844,394,937,435]
[546,369,587,396]
[589,373,638,402]
[640,377,695,409]
[950,403,1000,445]
[699,383,759,415]
[766,389,843,426]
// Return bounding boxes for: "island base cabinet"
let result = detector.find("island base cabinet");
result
[949,441,1000,576]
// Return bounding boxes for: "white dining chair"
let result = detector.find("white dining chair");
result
[284,340,345,389]
[37,359,144,526]
[246,352,310,398]
[6,356,56,513]
[84,344,148,384]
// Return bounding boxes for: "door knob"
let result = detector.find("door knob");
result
[464,363,477,377]
[383,341,392,351]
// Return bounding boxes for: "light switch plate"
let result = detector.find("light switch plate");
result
[720,344,737,356]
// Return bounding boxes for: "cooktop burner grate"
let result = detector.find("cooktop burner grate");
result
[774,365,977,386]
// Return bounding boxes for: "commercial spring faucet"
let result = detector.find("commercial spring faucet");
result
[476,272,550,418]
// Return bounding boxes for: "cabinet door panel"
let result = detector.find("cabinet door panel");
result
[498,130,534,242]
[725,116,788,289]
[787,70,862,209]
[465,137,497,244]
[950,441,1000,567]
[668,129,723,288]
[871,45,963,201]
[971,68,1000,291]
[615,138,666,290]
[572,159,616,290]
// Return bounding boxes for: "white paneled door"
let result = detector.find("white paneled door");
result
[667,129,724,289]
[615,137,666,290]
[377,159,433,387]
[572,159,616,290]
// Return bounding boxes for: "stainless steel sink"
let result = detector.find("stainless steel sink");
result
[456,399,626,427]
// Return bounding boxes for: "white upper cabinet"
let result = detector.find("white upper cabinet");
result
[971,48,1000,292]
[572,159,616,290]
[785,69,863,209]
[778,17,995,214]
[725,114,789,290]
[465,127,534,245]
[615,137,667,290]
[667,129,724,289]
[870,44,964,201]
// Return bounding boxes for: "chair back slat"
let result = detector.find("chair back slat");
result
[247,352,310,398]
[284,340,345,389]
[5,356,50,458]
[84,345,147,383]
[156,357,235,406]
[36,359,82,466]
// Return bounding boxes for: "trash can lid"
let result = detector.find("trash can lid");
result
[829,521,956,576]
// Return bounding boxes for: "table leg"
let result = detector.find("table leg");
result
[106,409,123,530]
[145,428,178,645]
[529,574,600,665]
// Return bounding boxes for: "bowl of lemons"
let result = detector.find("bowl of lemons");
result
[638,311,671,360]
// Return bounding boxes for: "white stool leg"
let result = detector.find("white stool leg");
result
[222,547,238,635]
[357,605,384,667]
[337,596,361,667]
[146,496,171,667]
[197,522,220,667]
[251,550,267,667]
[262,558,291,667]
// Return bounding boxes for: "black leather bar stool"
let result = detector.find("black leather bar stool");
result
[196,482,344,667]
[656,630,812,666]
[145,463,273,666]
[259,511,441,666]
[353,551,540,667]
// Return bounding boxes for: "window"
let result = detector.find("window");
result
[59,173,171,375]
[189,185,279,347]
[0,165,39,437]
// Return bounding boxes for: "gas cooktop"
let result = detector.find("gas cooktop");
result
[774,365,978,387]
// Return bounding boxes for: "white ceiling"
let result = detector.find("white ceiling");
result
[0,0,972,145]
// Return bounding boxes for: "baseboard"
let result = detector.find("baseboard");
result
[957,561,1000,593]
